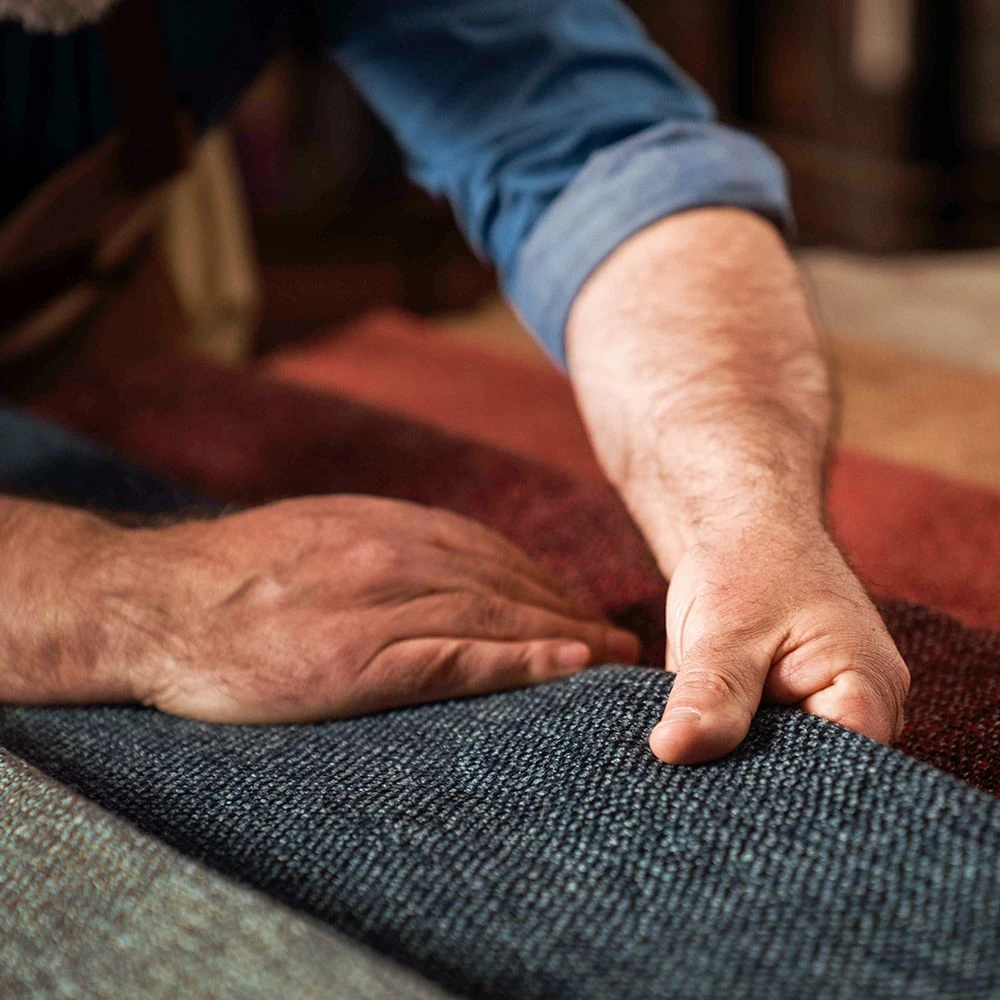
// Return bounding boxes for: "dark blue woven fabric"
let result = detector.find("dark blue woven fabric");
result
[2,672,999,1000]
[1,405,999,999]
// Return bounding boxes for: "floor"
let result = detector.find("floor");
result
[435,250,1000,492]
[801,249,1000,375]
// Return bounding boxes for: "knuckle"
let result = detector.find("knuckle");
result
[510,643,541,680]
[678,667,745,705]
[427,641,468,688]
[230,573,288,608]
[344,536,403,577]
[854,645,910,717]
[462,595,512,636]
[883,660,911,717]
[814,680,873,732]
[891,658,912,698]
[831,675,893,741]
[830,626,909,708]
[419,639,488,699]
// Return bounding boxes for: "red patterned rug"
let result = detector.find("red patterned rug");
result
[264,309,1000,632]
[27,346,1000,796]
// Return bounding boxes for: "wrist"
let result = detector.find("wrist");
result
[692,505,830,559]
[620,458,827,575]
[0,499,139,705]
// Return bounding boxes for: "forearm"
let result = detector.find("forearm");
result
[566,207,833,573]
[0,497,133,704]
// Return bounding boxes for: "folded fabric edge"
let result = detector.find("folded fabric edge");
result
[0,748,453,1000]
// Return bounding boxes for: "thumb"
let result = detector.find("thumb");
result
[649,633,773,765]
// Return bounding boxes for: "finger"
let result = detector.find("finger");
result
[798,662,909,744]
[649,639,772,765]
[764,628,910,742]
[337,497,594,618]
[353,637,594,711]
[337,530,591,621]
[418,508,584,607]
[427,550,597,622]
[393,592,640,664]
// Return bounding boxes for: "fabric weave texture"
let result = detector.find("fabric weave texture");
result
[2,669,998,1000]
[1,404,999,998]
[1,393,999,998]
[0,749,450,999]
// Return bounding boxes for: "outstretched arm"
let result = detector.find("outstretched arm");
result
[329,0,909,757]
[566,207,909,763]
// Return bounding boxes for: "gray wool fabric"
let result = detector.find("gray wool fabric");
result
[0,749,451,999]
[3,668,999,1000]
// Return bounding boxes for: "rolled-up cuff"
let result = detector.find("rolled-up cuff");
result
[505,121,794,367]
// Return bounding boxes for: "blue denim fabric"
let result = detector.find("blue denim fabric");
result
[2,0,790,363]
[0,407,998,1000]
[331,0,791,362]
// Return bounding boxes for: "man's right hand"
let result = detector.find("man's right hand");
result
[0,495,638,722]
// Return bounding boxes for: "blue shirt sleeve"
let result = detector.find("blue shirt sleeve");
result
[329,0,792,366]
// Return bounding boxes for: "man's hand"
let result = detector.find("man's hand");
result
[0,495,638,721]
[648,521,909,764]
[566,206,911,762]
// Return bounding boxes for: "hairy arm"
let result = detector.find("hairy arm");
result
[0,493,637,717]
[567,207,910,763]
[0,498,133,705]
[569,208,831,566]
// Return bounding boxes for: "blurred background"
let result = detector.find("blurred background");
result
[215,0,998,490]
[245,0,1000,257]
[235,3,999,318]
[10,1,995,497]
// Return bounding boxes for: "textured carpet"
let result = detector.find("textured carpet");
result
[5,366,1000,998]
[2,669,998,1000]
[24,356,1000,797]
[0,750,450,999]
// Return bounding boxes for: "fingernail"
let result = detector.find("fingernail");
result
[658,707,702,728]
[556,642,591,670]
